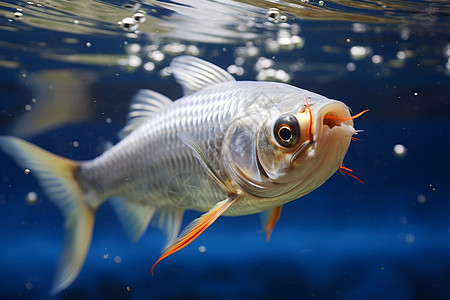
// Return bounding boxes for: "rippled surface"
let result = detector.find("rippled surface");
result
[0,1,449,299]
[0,0,449,77]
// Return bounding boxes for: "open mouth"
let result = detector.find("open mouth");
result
[323,112,345,130]
[316,102,354,136]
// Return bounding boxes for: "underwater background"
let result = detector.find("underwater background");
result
[0,0,449,299]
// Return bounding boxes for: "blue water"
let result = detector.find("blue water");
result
[1,0,450,299]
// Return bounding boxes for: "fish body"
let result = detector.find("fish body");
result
[82,80,350,215]
[0,56,362,293]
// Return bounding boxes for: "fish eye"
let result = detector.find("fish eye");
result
[273,115,300,147]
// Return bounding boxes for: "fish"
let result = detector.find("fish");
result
[0,56,367,294]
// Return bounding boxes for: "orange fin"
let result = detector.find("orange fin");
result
[151,194,240,275]
[262,205,282,241]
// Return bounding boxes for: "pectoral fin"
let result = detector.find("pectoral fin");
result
[151,194,240,274]
[261,205,282,241]
[178,131,231,192]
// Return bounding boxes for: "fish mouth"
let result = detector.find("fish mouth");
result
[291,101,354,164]
[315,101,355,139]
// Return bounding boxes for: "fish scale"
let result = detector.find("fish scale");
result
[79,82,249,211]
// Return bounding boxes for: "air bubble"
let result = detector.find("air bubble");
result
[346,62,356,71]
[24,168,30,175]
[143,61,155,72]
[396,51,406,60]
[350,46,371,60]
[444,43,450,58]
[255,57,273,70]
[149,50,165,62]
[119,17,138,32]
[352,23,367,33]
[127,43,141,54]
[393,144,407,158]
[318,0,324,6]
[227,64,244,76]
[198,245,207,253]
[371,55,383,64]
[126,55,142,67]
[133,11,147,23]
[26,191,38,205]
[186,45,200,56]
[114,256,122,264]
[266,8,280,21]
[162,43,186,55]
[14,12,23,19]
[404,233,415,244]
[417,194,426,204]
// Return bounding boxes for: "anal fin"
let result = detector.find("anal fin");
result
[151,194,240,274]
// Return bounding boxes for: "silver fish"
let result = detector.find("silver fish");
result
[0,56,367,293]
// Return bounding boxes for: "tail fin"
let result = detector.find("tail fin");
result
[0,136,95,294]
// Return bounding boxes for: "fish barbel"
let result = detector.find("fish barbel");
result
[0,56,367,293]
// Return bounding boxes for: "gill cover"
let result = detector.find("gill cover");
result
[223,102,305,198]
[223,107,269,196]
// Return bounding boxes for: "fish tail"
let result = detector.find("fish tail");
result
[0,136,95,294]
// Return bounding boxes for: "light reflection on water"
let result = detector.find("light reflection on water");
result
[0,0,449,70]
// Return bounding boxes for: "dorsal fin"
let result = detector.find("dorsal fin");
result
[118,89,173,139]
[170,56,236,96]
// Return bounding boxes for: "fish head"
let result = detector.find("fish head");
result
[224,92,357,201]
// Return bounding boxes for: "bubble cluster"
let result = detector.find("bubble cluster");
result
[118,17,138,32]
[256,67,290,82]
[118,10,147,32]
[117,42,200,73]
